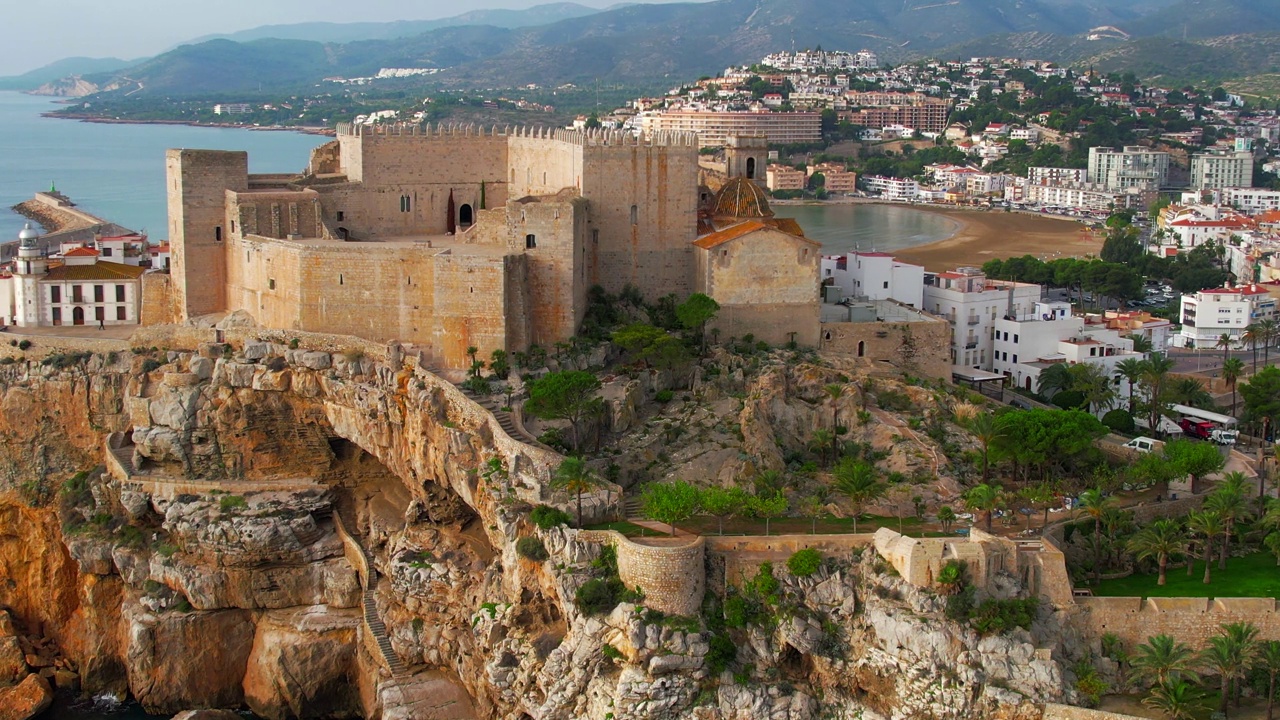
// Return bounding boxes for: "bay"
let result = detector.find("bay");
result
[0,92,324,242]
[774,202,960,255]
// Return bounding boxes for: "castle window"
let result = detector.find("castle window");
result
[400,195,411,213]
[231,221,236,233]
[857,341,865,357]
[630,205,638,225]
[269,278,276,290]
[746,157,756,179]
[339,274,343,285]
[50,287,60,303]
[592,229,599,244]
[116,285,125,302]
[337,211,345,222]
[526,234,537,249]
[407,276,412,285]
[543,172,547,185]
[215,226,222,242]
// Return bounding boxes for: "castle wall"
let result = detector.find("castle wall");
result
[228,190,323,240]
[167,150,248,320]
[819,319,951,380]
[580,140,699,300]
[508,134,583,198]
[1074,596,1280,650]
[430,252,514,367]
[578,530,705,616]
[139,272,175,326]
[697,228,821,347]
[513,199,589,347]
[330,126,510,239]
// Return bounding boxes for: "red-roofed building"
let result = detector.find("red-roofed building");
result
[1179,283,1278,348]
[2,226,146,328]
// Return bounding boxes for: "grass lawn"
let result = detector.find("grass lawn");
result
[581,520,653,537]
[677,513,954,537]
[1090,550,1280,599]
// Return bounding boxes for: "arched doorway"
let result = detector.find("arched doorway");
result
[459,204,474,228]
[746,157,756,179]
[72,307,85,326]
[857,340,866,357]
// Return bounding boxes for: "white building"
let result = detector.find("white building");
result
[1022,182,1138,213]
[1220,187,1280,215]
[821,251,924,307]
[1087,146,1170,191]
[992,300,1142,397]
[1029,167,1088,185]
[213,103,253,115]
[862,175,920,201]
[1178,284,1278,348]
[1157,205,1252,255]
[1191,150,1253,191]
[923,267,1042,369]
[1,224,145,328]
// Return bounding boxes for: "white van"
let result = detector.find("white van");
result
[1123,437,1161,454]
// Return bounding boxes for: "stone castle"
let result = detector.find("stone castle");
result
[167,125,820,367]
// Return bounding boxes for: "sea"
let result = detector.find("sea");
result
[0,91,957,720]
[0,92,959,252]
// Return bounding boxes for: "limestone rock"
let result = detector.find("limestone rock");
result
[189,356,214,380]
[0,673,53,720]
[125,608,255,713]
[299,351,332,370]
[0,634,27,684]
[131,426,185,464]
[242,607,361,720]
[171,711,243,720]
[243,341,271,361]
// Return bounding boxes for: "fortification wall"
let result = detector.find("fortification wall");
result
[508,133,584,198]
[1075,596,1280,649]
[578,530,705,616]
[228,190,323,240]
[819,319,951,380]
[580,139,699,301]
[430,252,515,368]
[1043,704,1146,720]
[139,272,175,326]
[705,534,874,585]
[516,199,588,346]
[167,149,248,320]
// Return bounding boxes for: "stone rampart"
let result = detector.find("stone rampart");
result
[577,530,704,616]
[1075,596,1280,649]
[140,272,176,326]
[705,533,874,585]
[819,317,951,380]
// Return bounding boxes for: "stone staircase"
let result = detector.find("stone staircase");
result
[456,384,540,447]
[335,504,407,677]
[623,496,644,518]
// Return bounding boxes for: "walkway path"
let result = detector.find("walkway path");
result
[335,504,407,677]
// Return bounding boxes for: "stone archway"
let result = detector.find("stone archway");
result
[459,204,474,228]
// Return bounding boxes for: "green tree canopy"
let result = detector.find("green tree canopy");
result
[641,480,702,536]
[675,293,720,352]
[525,370,602,451]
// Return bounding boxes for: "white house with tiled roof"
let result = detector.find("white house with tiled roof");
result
[3,224,145,328]
[1179,283,1278,349]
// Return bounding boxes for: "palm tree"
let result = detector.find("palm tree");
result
[964,483,1001,533]
[1140,353,1176,436]
[1267,532,1280,567]
[1222,357,1244,416]
[937,506,957,533]
[1206,478,1251,570]
[1071,362,1119,414]
[1244,323,1262,373]
[1262,319,1279,367]
[1115,357,1147,415]
[1216,332,1234,366]
[809,428,834,468]
[1167,376,1214,409]
[966,414,1003,482]
[1078,488,1111,584]
[551,456,600,528]
[833,457,885,534]
[1142,680,1201,720]
[1127,519,1187,586]
[1037,362,1072,397]
[1186,510,1224,584]
[1131,634,1200,688]
[1128,333,1154,354]
[1259,639,1280,720]
[1201,623,1260,716]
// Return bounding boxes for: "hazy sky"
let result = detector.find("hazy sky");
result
[1,0,686,76]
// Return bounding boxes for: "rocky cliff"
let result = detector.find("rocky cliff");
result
[0,338,1082,719]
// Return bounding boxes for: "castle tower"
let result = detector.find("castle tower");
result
[13,223,47,327]
[166,149,248,320]
[724,135,769,184]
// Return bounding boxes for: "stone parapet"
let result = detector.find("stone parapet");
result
[577,530,705,616]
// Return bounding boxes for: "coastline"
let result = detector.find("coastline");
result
[40,112,336,137]
[892,204,1103,271]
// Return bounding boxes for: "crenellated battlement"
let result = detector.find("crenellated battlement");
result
[335,121,698,148]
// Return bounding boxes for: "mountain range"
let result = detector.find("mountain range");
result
[6,0,1280,98]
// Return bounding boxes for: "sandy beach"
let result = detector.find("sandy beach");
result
[889,206,1103,271]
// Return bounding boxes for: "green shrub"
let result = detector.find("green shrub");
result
[141,359,162,373]
[288,338,301,349]
[786,548,823,577]
[218,495,248,513]
[1101,409,1135,434]
[516,537,549,561]
[654,389,674,403]
[575,578,619,615]
[17,340,31,351]
[706,632,737,673]
[530,505,572,530]
[1051,390,1085,410]
[602,643,624,661]
[970,597,1039,635]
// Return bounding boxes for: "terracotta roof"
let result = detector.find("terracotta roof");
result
[712,177,773,220]
[43,261,147,282]
[767,217,806,237]
[693,221,768,249]
[61,247,100,257]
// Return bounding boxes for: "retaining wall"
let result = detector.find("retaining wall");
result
[578,530,705,616]
[1075,596,1280,649]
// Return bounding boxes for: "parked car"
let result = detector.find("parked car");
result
[1123,436,1161,454]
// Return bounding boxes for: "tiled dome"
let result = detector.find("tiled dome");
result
[711,177,773,219]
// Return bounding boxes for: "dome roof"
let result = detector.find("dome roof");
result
[17,223,38,242]
[711,177,773,219]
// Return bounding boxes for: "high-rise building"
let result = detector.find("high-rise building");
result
[1190,150,1253,191]
[1087,146,1170,191]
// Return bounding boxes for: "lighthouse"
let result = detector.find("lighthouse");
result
[13,223,47,327]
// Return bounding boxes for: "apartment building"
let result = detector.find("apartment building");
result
[809,162,858,193]
[766,164,806,191]
[1087,146,1170,191]
[639,111,821,147]
[923,267,1042,369]
[840,100,950,134]
[1028,167,1088,185]
[1190,150,1253,191]
[1157,205,1252,254]
[1221,187,1280,215]
[1179,284,1278,348]
[992,300,1141,397]
[1021,182,1140,213]
[820,251,925,306]
[863,175,920,201]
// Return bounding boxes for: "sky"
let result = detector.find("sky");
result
[0,0,689,76]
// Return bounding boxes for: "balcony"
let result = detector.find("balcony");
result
[965,341,979,349]
[967,316,980,325]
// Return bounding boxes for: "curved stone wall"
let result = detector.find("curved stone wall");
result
[578,530,705,616]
